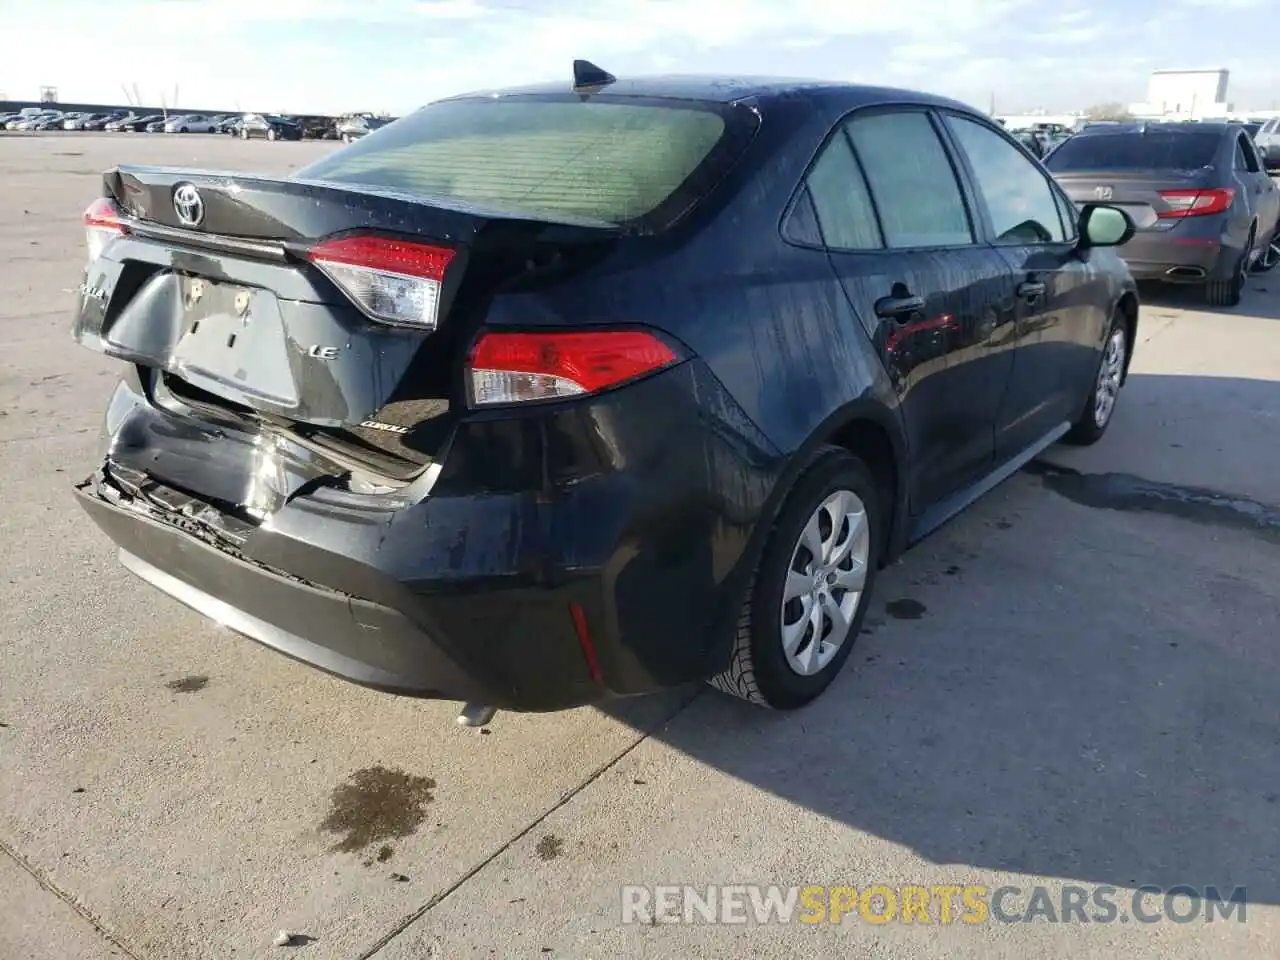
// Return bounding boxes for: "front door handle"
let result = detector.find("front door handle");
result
[1017,280,1046,301]
[874,293,926,321]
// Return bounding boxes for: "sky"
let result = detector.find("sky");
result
[2,0,1279,116]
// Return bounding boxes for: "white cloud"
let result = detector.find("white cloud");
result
[1,0,1277,114]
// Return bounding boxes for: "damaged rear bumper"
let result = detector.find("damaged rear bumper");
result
[74,360,785,711]
[76,476,494,702]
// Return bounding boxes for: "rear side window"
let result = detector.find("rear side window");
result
[1046,132,1220,172]
[803,131,882,250]
[1237,134,1261,172]
[1235,138,1248,170]
[845,111,974,249]
[296,97,756,231]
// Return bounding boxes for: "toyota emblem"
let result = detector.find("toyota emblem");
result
[173,182,205,227]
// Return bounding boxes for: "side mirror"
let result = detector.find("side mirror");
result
[1078,203,1135,248]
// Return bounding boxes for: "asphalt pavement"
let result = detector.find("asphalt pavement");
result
[1,133,1278,959]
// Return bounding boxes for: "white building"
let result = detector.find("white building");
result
[1130,69,1229,120]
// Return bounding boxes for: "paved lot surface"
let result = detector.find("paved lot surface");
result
[1,133,1278,959]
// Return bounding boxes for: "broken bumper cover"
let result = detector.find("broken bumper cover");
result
[75,478,501,705]
[73,360,785,711]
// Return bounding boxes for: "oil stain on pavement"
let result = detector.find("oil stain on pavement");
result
[535,834,564,861]
[165,675,209,693]
[886,598,927,620]
[1026,461,1280,544]
[320,766,436,854]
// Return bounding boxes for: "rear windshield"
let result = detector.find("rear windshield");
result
[295,96,756,231]
[1046,132,1220,172]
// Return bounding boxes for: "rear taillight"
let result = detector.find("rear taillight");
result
[306,234,455,330]
[467,330,679,406]
[1158,187,1234,219]
[83,197,127,262]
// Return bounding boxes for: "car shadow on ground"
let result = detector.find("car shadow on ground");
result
[600,371,1280,906]
[1138,274,1280,320]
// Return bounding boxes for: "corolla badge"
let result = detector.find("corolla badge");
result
[173,182,205,227]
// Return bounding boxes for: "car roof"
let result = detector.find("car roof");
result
[1073,121,1239,137]
[438,73,976,113]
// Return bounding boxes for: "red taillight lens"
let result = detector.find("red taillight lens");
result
[83,197,127,261]
[467,330,679,406]
[1158,187,1234,219]
[306,234,456,330]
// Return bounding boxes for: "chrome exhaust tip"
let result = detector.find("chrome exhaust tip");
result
[456,703,497,728]
[1164,265,1206,279]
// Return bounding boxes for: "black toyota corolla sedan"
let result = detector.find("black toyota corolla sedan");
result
[70,64,1139,723]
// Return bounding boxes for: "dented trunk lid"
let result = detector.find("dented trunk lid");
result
[74,164,616,489]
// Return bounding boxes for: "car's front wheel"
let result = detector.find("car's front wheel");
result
[1065,311,1128,445]
[709,447,882,709]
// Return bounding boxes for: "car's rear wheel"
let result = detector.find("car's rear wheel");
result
[267,128,277,141]
[1205,232,1250,307]
[239,127,248,140]
[1253,223,1280,273]
[709,447,882,709]
[1065,311,1128,445]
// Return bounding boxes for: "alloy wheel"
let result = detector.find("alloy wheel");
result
[1093,327,1126,428]
[1257,236,1280,273]
[780,489,869,676]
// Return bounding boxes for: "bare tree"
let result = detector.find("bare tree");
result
[1084,102,1134,122]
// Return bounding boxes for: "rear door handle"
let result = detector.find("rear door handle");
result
[874,294,926,321]
[1017,281,1046,300]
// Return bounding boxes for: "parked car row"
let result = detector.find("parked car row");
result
[2,108,397,141]
[1,108,224,133]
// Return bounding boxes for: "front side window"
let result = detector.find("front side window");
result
[844,111,974,249]
[947,114,1069,245]
[1053,187,1079,242]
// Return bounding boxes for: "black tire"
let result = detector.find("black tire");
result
[708,447,884,709]
[1205,233,1250,308]
[1252,223,1280,274]
[1065,310,1128,446]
